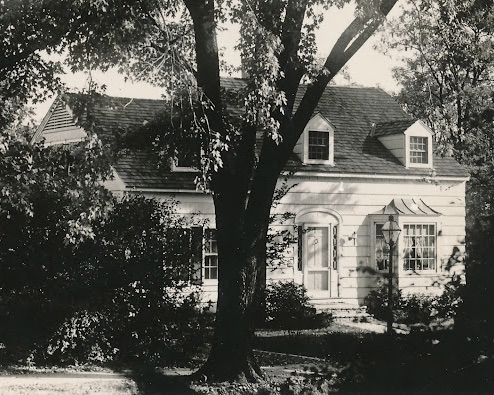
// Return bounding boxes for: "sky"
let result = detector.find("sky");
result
[33,3,403,123]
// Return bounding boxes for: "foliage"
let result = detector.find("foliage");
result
[364,280,463,325]
[362,281,402,323]
[0,126,112,354]
[264,281,332,330]
[0,133,210,367]
[25,196,212,367]
[383,0,494,334]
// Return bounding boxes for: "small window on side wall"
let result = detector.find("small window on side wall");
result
[203,229,218,281]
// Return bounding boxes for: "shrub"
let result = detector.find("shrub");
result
[36,291,213,367]
[6,196,213,367]
[34,310,115,365]
[363,282,402,323]
[264,281,332,330]
[398,294,436,325]
[364,280,463,325]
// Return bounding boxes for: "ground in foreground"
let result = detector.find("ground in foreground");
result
[1,321,493,394]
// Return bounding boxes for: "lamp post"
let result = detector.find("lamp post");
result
[381,215,401,335]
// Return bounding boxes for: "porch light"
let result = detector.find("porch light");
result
[381,215,401,335]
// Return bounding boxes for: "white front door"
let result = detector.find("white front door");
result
[304,225,338,298]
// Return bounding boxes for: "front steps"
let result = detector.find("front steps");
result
[311,298,370,321]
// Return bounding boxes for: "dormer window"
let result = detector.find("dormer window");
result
[374,119,433,169]
[294,113,334,166]
[409,136,428,164]
[308,131,330,161]
[172,141,201,172]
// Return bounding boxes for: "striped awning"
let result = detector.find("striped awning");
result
[372,198,441,216]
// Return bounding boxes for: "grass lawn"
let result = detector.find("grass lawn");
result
[0,321,492,394]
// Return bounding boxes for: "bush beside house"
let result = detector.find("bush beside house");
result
[0,137,212,369]
[264,281,333,330]
[364,279,464,326]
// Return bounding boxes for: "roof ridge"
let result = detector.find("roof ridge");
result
[375,119,415,125]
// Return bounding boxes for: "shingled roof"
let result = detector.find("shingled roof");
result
[373,119,417,137]
[36,78,468,190]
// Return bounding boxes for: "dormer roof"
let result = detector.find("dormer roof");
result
[373,119,416,137]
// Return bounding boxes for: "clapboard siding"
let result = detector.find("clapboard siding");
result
[108,172,467,305]
[147,176,467,304]
[269,176,466,303]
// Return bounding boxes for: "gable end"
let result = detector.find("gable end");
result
[32,97,87,146]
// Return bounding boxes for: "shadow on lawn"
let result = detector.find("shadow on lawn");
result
[123,329,494,394]
[255,328,494,393]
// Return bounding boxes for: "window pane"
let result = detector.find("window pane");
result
[204,256,218,280]
[403,224,436,271]
[204,230,218,280]
[308,131,330,160]
[375,223,389,271]
[409,136,428,164]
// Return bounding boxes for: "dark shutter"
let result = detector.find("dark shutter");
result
[332,225,338,270]
[190,226,203,285]
[297,225,303,271]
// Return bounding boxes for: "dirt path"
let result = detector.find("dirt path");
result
[0,372,138,395]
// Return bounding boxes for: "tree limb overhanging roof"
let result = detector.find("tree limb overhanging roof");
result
[35,78,469,190]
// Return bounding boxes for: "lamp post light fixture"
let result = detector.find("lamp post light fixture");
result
[381,215,401,334]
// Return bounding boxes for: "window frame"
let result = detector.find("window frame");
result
[409,136,429,165]
[373,222,391,272]
[405,130,433,168]
[202,228,218,283]
[402,222,437,272]
[307,130,330,161]
[370,216,439,274]
[370,216,398,273]
[171,145,202,172]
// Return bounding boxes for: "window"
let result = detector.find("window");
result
[403,224,436,271]
[173,139,201,171]
[174,147,200,169]
[308,131,330,160]
[409,136,428,164]
[203,229,218,280]
[375,223,390,271]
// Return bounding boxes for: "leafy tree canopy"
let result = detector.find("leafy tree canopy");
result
[383,0,494,335]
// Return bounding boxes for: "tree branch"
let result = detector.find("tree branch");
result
[183,0,222,111]
[291,0,398,134]
[276,0,310,113]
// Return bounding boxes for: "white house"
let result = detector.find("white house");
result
[33,78,469,308]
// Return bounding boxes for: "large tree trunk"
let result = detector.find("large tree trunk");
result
[184,0,399,383]
[195,125,290,382]
[195,185,272,382]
